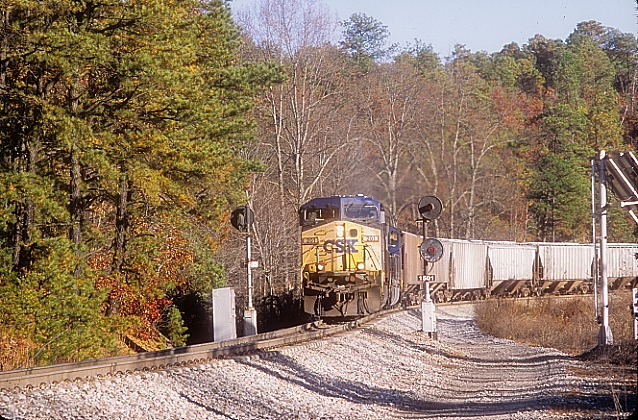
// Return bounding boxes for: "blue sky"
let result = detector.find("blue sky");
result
[230,0,637,57]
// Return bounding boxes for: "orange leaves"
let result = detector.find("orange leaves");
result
[134,221,195,291]
[0,328,35,371]
[92,222,199,343]
[491,86,544,131]
[96,275,172,341]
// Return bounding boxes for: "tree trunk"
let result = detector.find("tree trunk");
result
[68,74,85,278]
[12,137,37,272]
[70,145,83,277]
[112,170,129,272]
[107,170,130,316]
[1,9,7,91]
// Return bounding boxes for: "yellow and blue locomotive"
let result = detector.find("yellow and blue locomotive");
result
[299,195,402,318]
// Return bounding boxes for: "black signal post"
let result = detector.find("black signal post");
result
[231,206,254,232]
[417,196,443,284]
[231,205,258,336]
[416,195,443,339]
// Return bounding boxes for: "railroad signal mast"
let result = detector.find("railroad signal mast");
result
[231,205,258,336]
[592,151,638,346]
[417,196,443,338]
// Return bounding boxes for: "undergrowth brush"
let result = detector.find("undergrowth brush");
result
[475,291,636,359]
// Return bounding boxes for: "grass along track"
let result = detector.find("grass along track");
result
[475,290,637,364]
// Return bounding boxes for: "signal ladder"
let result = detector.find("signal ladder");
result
[592,151,638,345]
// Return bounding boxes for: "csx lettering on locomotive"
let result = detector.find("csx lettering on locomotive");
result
[323,239,358,253]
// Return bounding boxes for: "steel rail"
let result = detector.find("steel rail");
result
[0,306,403,390]
[0,294,593,390]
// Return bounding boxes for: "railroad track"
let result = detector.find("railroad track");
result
[0,306,407,391]
[0,294,593,391]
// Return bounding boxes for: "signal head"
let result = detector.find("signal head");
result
[420,238,443,263]
[418,196,442,221]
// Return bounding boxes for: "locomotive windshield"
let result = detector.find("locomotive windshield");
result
[300,206,338,225]
[300,195,382,226]
[342,197,380,222]
[299,198,340,226]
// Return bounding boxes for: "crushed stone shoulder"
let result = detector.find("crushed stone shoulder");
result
[1,305,635,419]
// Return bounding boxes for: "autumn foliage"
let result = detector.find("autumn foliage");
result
[1,0,637,370]
[0,0,277,368]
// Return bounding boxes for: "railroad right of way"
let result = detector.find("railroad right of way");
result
[1,304,635,420]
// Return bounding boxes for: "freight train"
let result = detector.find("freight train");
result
[299,194,638,318]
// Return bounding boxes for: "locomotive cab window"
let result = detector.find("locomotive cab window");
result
[387,227,401,255]
[344,203,379,222]
[389,230,399,246]
[299,206,338,226]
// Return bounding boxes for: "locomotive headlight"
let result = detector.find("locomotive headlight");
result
[317,263,325,272]
[356,262,365,271]
[335,224,345,237]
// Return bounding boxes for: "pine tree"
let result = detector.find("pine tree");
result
[0,0,278,366]
[523,27,623,241]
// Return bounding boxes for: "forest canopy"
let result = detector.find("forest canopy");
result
[226,2,637,297]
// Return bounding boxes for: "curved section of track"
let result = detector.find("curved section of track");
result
[0,294,596,391]
[0,307,402,390]
[1,300,634,419]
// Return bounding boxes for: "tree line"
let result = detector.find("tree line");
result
[0,0,636,368]
[225,0,637,296]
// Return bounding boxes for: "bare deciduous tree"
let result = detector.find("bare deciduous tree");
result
[412,50,510,239]
[235,0,357,293]
[353,61,424,222]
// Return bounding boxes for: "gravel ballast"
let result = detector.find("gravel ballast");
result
[1,304,635,419]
